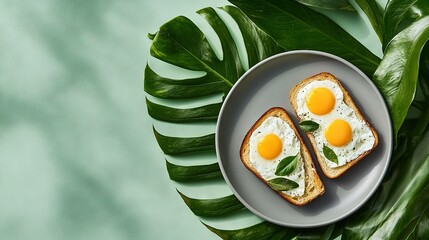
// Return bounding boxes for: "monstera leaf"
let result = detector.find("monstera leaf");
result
[145,1,429,239]
[145,4,283,223]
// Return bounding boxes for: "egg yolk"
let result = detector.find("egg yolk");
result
[306,87,335,115]
[325,119,352,147]
[257,134,282,160]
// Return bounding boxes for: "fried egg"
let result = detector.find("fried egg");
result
[249,116,305,196]
[296,80,376,168]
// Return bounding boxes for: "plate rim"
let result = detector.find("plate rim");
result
[215,50,393,228]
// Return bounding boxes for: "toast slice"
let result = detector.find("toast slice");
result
[289,72,379,179]
[240,107,325,206]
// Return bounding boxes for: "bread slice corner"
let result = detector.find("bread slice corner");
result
[240,107,325,206]
[289,72,379,179]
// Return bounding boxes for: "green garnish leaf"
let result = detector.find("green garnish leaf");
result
[323,144,338,164]
[299,120,319,132]
[275,154,298,176]
[267,178,299,191]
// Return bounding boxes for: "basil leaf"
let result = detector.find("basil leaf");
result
[323,144,338,164]
[299,120,319,132]
[267,178,299,191]
[275,154,299,176]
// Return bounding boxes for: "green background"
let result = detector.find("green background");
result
[0,0,383,239]
[0,0,228,239]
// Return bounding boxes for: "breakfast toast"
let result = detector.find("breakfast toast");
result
[240,107,325,206]
[289,72,379,178]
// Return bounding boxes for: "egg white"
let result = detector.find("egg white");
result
[249,116,305,197]
[296,80,376,168]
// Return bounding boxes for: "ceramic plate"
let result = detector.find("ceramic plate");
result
[216,50,392,227]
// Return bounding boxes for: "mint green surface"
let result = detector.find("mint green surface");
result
[0,0,384,239]
[0,1,230,239]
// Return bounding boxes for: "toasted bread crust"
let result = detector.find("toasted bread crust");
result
[289,72,379,179]
[240,107,325,206]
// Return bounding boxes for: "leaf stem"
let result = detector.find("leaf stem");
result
[175,40,234,88]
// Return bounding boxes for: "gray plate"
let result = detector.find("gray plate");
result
[215,50,392,228]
